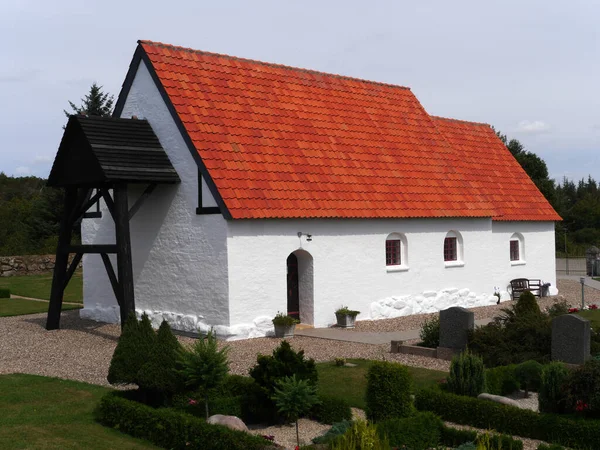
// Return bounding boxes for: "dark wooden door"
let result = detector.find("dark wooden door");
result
[287,253,300,320]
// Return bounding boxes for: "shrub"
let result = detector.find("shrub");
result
[107,313,156,386]
[515,290,542,316]
[177,329,230,419]
[329,420,389,450]
[538,362,570,414]
[365,361,413,422]
[217,374,257,396]
[376,411,442,450]
[96,391,268,450]
[563,359,600,418]
[0,288,10,298]
[419,316,440,348]
[446,349,486,397]
[310,395,352,424]
[515,360,543,395]
[537,444,565,450]
[272,312,299,326]
[415,388,600,449]
[312,420,352,444]
[335,306,360,317]
[440,425,476,447]
[547,300,569,318]
[136,320,183,405]
[485,364,520,396]
[249,340,317,423]
[335,357,346,367]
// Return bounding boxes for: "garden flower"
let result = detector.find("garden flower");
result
[576,400,589,412]
[188,399,198,406]
[568,308,579,313]
[589,304,598,310]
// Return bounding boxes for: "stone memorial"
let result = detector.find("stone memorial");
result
[552,314,591,365]
[439,306,474,350]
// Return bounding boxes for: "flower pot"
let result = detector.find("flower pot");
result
[274,323,296,338]
[336,313,356,328]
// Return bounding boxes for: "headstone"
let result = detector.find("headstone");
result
[552,314,591,365]
[439,306,474,349]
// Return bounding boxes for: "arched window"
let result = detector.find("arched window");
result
[510,233,525,264]
[444,230,464,266]
[385,233,408,271]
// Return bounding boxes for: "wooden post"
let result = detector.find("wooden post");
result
[46,187,77,330]
[113,184,135,327]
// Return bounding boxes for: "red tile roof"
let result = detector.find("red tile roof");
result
[137,40,559,221]
[432,117,561,221]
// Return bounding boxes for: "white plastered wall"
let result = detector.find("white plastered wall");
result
[227,218,558,330]
[80,60,230,330]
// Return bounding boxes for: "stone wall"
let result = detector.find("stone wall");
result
[0,255,81,277]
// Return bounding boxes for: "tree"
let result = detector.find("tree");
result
[177,329,230,419]
[272,375,320,448]
[64,82,114,119]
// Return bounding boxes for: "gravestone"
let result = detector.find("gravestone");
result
[439,306,474,350]
[552,314,591,365]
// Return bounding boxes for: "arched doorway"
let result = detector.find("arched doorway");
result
[286,250,314,325]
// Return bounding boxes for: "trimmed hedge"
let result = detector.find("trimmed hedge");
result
[439,425,523,449]
[310,395,352,424]
[0,288,10,298]
[485,364,520,396]
[365,361,413,421]
[377,411,442,450]
[415,388,600,449]
[96,392,269,450]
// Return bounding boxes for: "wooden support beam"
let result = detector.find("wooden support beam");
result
[47,187,77,330]
[63,253,82,291]
[100,188,115,220]
[68,188,92,225]
[129,184,157,220]
[78,189,103,218]
[66,245,117,254]
[114,184,135,328]
[100,253,121,307]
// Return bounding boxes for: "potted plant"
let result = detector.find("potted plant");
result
[272,312,300,338]
[335,306,360,328]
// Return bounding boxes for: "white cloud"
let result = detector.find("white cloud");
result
[515,120,551,134]
[32,155,53,164]
[14,166,31,175]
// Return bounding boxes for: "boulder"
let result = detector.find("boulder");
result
[477,393,521,408]
[207,414,249,432]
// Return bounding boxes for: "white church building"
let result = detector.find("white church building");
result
[80,40,561,339]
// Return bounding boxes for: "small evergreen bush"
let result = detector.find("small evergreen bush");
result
[537,444,565,450]
[547,300,569,318]
[440,426,477,447]
[514,290,542,316]
[107,313,157,386]
[419,316,440,348]
[515,360,543,395]
[310,395,352,424]
[312,420,352,444]
[365,361,413,422]
[485,364,520,395]
[563,359,600,418]
[446,349,486,397]
[0,288,10,298]
[538,362,569,414]
[329,420,389,450]
[376,411,443,450]
[136,320,183,405]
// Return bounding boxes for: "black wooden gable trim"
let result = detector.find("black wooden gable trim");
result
[114,42,230,220]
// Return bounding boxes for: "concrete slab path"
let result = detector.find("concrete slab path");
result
[295,318,492,345]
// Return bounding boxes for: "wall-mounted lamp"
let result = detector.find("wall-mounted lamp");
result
[297,232,312,242]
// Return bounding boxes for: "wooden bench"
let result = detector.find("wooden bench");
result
[510,278,542,300]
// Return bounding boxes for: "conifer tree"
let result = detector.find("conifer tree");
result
[64,82,114,119]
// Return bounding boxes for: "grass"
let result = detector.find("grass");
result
[0,374,157,450]
[316,358,447,409]
[0,298,81,317]
[576,309,600,328]
[0,271,82,303]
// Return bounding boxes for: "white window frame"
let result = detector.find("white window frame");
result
[385,233,409,272]
[510,233,526,266]
[444,230,464,268]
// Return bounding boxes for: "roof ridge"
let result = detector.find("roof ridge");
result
[431,115,491,127]
[138,40,411,92]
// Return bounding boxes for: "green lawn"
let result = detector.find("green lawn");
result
[316,358,447,409]
[576,309,600,328]
[0,374,157,450]
[0,298,81,317]
[0,271,83,303]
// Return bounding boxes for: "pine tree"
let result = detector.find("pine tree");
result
[64,82,114,120]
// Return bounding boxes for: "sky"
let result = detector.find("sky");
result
[1,0,598,183]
